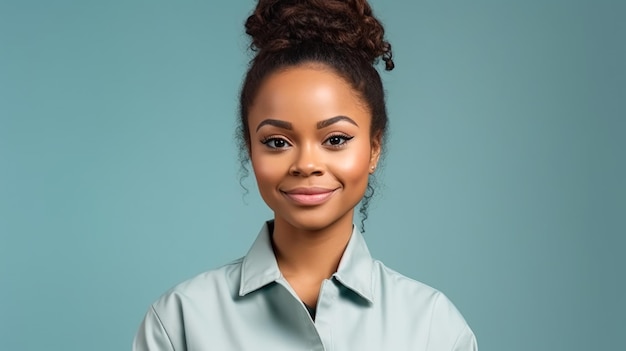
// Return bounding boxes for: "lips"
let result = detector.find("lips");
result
[281,187,337,206]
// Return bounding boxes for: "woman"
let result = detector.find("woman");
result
[133,0,477,350]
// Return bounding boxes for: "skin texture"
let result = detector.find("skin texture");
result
[248,64,381,306]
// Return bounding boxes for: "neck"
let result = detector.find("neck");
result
[271,214,354,280]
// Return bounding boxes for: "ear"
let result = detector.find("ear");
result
[369,131,383,174]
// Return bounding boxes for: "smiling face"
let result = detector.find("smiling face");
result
[248,64,381,232]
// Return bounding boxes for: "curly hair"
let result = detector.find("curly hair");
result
[238,0,394,231]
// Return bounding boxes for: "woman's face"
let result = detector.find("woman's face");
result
[248,64,381,232]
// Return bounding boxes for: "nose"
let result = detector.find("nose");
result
[289,144,324,177]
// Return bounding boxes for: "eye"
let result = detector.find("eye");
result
[261,137,291,150]
[323,134,354,148]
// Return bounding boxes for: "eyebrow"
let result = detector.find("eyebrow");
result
[256,115,358,132]
[255,119,292,132]
[316,115,359,129]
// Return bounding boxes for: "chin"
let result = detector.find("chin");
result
[276,208,353,233]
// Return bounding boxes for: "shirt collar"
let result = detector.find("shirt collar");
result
[239,221,374,303]
[238,222,281,297]
[333,224,375,303]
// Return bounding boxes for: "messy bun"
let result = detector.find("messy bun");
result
[238,0,394,231]
[245,0,394,70]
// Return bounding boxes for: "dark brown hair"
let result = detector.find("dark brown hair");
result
[238,0,394,230]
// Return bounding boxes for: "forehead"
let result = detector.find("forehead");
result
[249,65,370,127]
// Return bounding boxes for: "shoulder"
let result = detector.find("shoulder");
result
[133,259,246,351]
[151,258,244,313]
[372,259,451,308]
[372,260,477,349]
[373,260,466,320]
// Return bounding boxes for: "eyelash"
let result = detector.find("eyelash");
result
[260,134,354,150]
[323,133,354,149]
[260,136,292,150]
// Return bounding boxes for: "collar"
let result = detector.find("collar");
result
[239,221,375,303]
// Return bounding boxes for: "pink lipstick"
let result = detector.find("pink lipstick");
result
[281,187,337,206]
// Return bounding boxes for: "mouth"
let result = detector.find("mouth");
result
[280,187,338,206]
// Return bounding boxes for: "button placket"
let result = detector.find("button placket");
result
[313,279,338,351]
[275,277,326,350]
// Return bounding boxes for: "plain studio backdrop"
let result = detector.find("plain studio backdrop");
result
[1,1,624,350]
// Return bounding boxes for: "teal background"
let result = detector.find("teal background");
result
[1,0,624,350]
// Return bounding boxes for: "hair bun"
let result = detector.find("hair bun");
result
[245,0,394,70]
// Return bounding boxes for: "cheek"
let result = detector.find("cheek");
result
[250,149,287,194]
[333,143,372,184]
[251,154,274,184]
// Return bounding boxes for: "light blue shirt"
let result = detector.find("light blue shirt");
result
[133,222,477,350]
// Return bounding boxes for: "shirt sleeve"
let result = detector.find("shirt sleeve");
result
[451,324,478,351]
[426,292,478,351]
[133,305,176,351]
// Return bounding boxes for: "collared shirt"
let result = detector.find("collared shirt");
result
[133,222,478,351]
